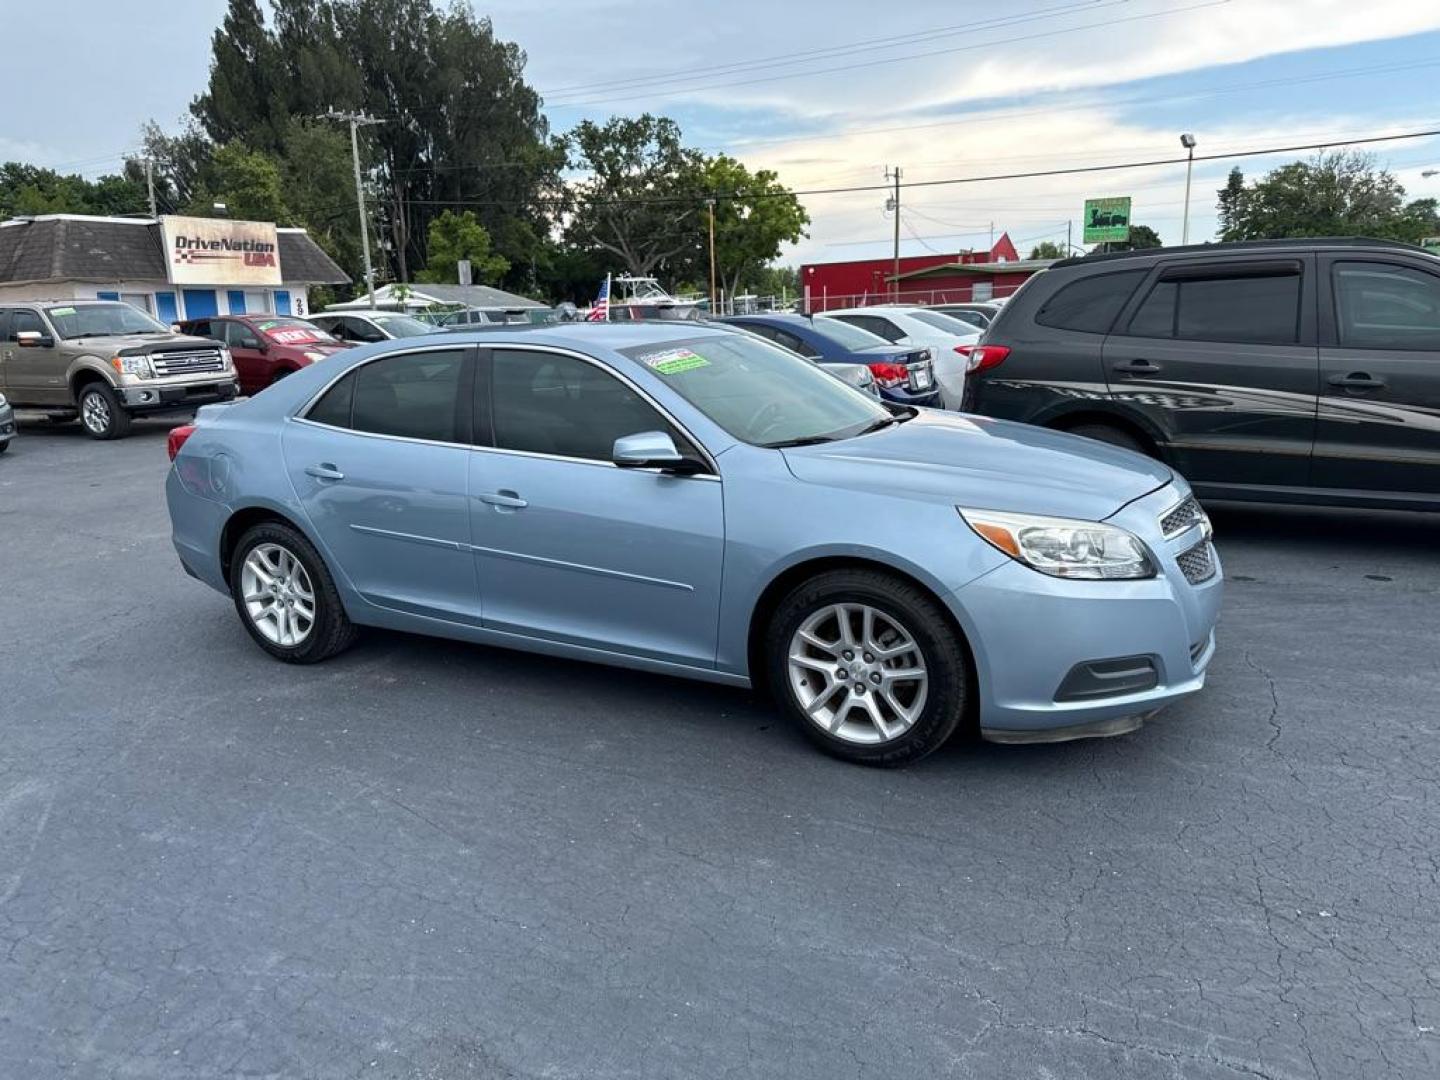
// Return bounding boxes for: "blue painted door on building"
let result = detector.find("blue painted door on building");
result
[182,290,218,319]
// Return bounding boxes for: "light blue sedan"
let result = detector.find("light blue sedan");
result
[165,324,1222,766]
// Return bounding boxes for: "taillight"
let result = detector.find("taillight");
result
[167,424,197,461]
[867,361,909,388]
[957,344,1010,373]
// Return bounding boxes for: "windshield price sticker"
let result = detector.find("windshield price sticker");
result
[50,307,77,317]
[269,328,320,344]
[640,347,709,375]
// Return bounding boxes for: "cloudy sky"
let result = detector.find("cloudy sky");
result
[7,0,1440,267]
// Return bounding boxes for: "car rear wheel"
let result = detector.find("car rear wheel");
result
[230,522,358,664]
[1065,422,1148,456]
[78,383,131,440]
[765,569,969,766]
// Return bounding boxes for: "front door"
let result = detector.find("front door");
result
[282,345,479,623]
[469,346,725,667]
[4,308,66,403]
[221,319,270,395]
[1102,256,1319,490]
[1313,255,1440,502]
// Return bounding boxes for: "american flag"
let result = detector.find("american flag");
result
[585,275,610,321]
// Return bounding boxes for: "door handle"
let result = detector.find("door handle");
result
[305,463,345,481]
[478,490,528,509]
[1328,372,1386,390]
[1113,360,1162,375]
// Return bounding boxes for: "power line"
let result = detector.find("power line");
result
[399,127,1440,211]
[538,0,1122,99]
[545,0,1229,108]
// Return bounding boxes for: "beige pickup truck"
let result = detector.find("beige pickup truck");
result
[0,300,239,439]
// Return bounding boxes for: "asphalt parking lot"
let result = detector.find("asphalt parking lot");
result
[1,417,1437,1080]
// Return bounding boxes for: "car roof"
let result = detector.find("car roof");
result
[1051,236,1428,270]
[438,322,745,352]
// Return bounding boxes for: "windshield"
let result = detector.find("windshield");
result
[45,302,168,339]
[807,316,890,349]
[912,310,981,337]
[371,314,434,337]
[255,317,336,345]
[620,333,892,448]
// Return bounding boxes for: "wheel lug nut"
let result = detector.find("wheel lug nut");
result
[870,672,881,684]
[836,669,847,679]
[855,684,866,694]
[842,650,854,661]
[863,652,874,663]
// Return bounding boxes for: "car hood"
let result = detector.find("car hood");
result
[107,332,221,355]
[781,409,1173,521]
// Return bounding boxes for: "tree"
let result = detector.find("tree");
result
[695,154,808,299]
[1214,151,1435,243]
[189,0,560,284]
[415,210,509,284]
[1028,241,1065,259]
[187,143,290,222]
[0,163,147,220]
[566,114,706,278]
[1127,224,1163,249]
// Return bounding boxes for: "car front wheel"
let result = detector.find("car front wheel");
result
[766,569,970,766]
[78,383,132,440]
[230,522,358,663]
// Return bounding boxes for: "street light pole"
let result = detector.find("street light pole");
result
[325,108,384,310]
[706,198,717,314]
[1180,132,1197,246]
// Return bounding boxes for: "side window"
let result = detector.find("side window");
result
[1333,261,1440,350]
[314,318,343,340]
[741,323,780,344]
[491,350,684,462]
[1036,269,1147,333]
[773,328,817,357]
[1174,271,1300,344]
[869,318,905,342]
[12,310,45,338]
[306,372,355,428]
[347,318,384,343]
[0,311,12,341]
[188,319,214,339]
[349,349,466,442]
[225,322,262,349]
[1126,281,1177,338]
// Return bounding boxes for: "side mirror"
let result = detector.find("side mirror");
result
[612,430,704,473]
[16,330,54,348]
[170,323,183,333]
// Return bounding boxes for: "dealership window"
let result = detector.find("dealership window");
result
[243,290,271,314]
[971,281,994,302]
[121,293,153,315]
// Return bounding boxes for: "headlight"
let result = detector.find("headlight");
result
[303,350,326,363]
[220,346,234,370]
[0,392,7,408]
[110,354,153,379]
[959,507,1155,580]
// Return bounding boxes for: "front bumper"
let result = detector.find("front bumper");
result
[946,485,1222,742]
[119,379,238,413]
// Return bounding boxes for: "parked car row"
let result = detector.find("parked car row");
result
[968,237,1440,511]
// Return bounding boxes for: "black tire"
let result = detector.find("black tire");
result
[1065,422,1149,457]
[0,440,8,454]
[271,368,294,385]
[764,569,970,767]
[229,522,358,664]
[77,382,132,440]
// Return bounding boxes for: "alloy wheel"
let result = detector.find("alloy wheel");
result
[787,602,929,744]
[81,392,111,435]
[240,543,316,647]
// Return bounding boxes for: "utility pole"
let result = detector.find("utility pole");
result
[144,158,157,218]
[325,109,384,310]
[885,166,901,301]
[1180,133,1197,245]
[706,198,717,313]
[1066,219,1072,256]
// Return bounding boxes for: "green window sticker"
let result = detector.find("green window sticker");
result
[641,347,709,375]
[50,306,76,317]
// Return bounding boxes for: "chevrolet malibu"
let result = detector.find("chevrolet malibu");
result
[165,324,1222,766]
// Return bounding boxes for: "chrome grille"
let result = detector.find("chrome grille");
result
[1160,495,1205,538]
[1176,539,1217,585]
[151,348,226,376]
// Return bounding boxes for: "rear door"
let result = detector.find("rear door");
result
[283,345,480,623]
[1102,256,1319,489]
[1313,254,1440,502]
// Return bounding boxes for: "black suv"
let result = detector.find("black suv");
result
[970,238,1440,511]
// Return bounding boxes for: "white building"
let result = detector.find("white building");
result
[0,213,349,323]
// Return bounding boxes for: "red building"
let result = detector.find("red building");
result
[800,233,1052,311]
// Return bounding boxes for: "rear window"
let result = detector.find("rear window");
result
[1034,269,1147,333]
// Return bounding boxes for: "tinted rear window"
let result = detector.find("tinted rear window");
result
[1126,269,1301,345]
[1034,269,1147,333]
